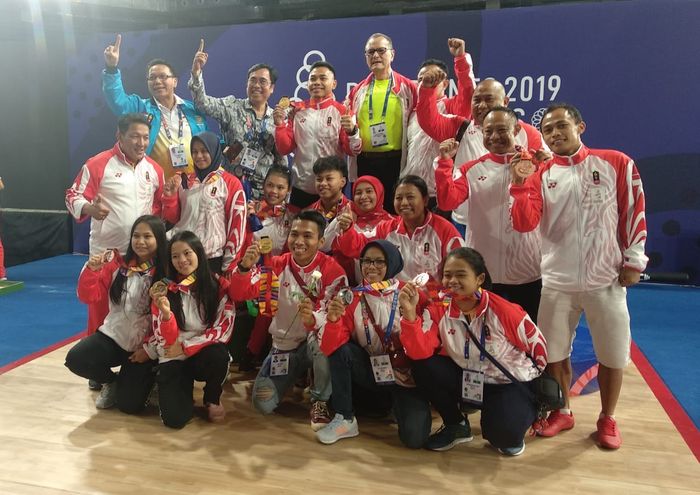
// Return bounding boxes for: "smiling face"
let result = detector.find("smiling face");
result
[540,108,586,156]
[360,246,388,283]
[247,68,274,107]
[442,255,485,298]
[471,80,507,126]
[170,240,199,277]
[315,170,346,201]
[263,173,290,206]
[147,64,177,103]
[191,139,212,170]
[118,122,150,164]
[131,221,158,263]
[394,183,427,225]
[307,66,337,100]
[353,181,378,213]
[287,219,324,267]
[482,110,519,155]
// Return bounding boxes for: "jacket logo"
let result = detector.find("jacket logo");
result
[448,328,456,335]
[547,180,557,189]
[327,117,332,126]
[211,186,217,197]
[478,175,487,181]
[300,118,306,124]
[145,171,151,182]
[592,170,600,185]
[468,127,477,135]
[115,172,122,178]
[283,281,290,288]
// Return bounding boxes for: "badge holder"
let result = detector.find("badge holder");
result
[169,143,188,169]
[370,354,396,385]
[270,351,290,377]
[461,368,485,405]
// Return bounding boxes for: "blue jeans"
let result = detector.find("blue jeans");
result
[329,341,432,449]
[252,334,331,414]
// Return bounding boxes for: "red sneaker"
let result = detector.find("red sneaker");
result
[596,415,622,449]
[537,410,575,437]
[310,400,332,431]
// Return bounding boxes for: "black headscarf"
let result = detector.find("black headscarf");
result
[360,240,404,280]
[191,131,226,183]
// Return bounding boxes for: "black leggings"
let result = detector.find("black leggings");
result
[491,278,542,323]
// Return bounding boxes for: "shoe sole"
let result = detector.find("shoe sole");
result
[427,435,474,452]
[498,444,526,456]
[317,429,360,445]
[536,423,575,437]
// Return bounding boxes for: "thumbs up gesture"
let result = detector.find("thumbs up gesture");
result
[104,34,121,68]
[191,38,208,77]
[88,194,110,221]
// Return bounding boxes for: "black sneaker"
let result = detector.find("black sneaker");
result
[425,421,474,451]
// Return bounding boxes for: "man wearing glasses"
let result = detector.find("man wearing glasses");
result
[188,39,286,200]
[102,35,208,179]
[346,33,417,214]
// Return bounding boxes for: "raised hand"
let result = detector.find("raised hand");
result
[340,114,357,134]
[272,105,287,126]
[154,295,172,320]
[510,151,536,186]
[418,66,446,89]
[104,34,121,68]
[191,39,208,77]
[326,297,346,323]
[439,138,459,160]
[239,242,261,270]
[398,282,420,321]
[447,38,466,57]
[87,253,105,272]
[533,148,552,164]
[335,204,355,232]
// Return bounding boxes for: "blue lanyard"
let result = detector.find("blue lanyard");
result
[361,290,399,350]
[161,105,184,143]
[245,111,268,148]
[463,319,487,362]
[368,73,394,123]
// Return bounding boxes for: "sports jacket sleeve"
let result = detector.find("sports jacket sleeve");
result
[332,224,371,259]
[416,85,467,143]
[435,158,471,210]
[151,165,166,217]
[222,175,248,272]
[188,73,237,122]
[76,257,119,304]
[102,69,146,116]
[319,301,357,356]
[160,189,181,225]
[498,304,548,371]
[66,163,102,221]
[443,54,476,119]
[399,304,442,360]
[616,158,648,272]
[274,119,297,156]
[181,301,235,356]
[509,169,545,233]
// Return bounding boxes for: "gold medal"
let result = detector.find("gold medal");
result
[149,280,168,299]
[278,96,291,109]
[259,236,273,255]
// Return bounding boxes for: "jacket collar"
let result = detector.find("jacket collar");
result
[552,144,589,166]
[396,211,432,236]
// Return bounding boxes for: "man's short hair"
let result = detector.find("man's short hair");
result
[309,61,336,77]
[146,59,176,77]
[544,103,583,124]
[293,210,327,239]
[312,156,348,179]
[118,113,151,134]
[247,63,278,85]
[367,33,393,48]
[483,106,519,125]
[419,58,448,75]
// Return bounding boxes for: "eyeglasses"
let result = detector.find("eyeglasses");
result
[248,77,271,88]
[147,75,175,82]
[359,258,387,267]
[365,47,391,57]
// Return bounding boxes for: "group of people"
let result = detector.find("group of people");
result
[63,31,647,457]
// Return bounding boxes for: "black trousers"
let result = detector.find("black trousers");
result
[357,150,402,214]
[412,354,537,449]
[157,343,230,429]
[491,278,542,323]
[64,331,156,414]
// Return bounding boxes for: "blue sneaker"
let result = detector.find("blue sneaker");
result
[498,442,526,456]
[316,414,359,444]
[425,422,473,451]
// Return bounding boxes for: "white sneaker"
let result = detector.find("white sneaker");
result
[95,382,117,409]
[316,413,359,444]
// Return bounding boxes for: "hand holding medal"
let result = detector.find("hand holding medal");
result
[273,96,292,126]
[512,147,537,185]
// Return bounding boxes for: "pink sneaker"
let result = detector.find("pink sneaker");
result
[537,410,575,437]
[596,415,622,449]
[206,402,226,423]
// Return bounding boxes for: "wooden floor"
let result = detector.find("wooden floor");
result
[0,344,698,495]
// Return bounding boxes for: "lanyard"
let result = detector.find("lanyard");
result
[244,111,269,148]
[360,290,399,350]
[161,105,184,143]
[463,318,487,362]
[289,262,319,303]
[368,73,394,123]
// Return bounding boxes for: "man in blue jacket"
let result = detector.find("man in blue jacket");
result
[102,34,208,178]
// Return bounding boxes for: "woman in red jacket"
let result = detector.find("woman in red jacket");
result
[399,247,548,456]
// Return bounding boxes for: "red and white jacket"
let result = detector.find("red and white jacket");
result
[333,212,464,285]
[146,276,235,362]
[162,169,247,271]
[306,195,352,254]
[249,202,300,256]
[404,54,476,197]
[401,290,547,384]
[77,256,153,353]
[435,153,541,284]
[416,85,543,224]
[275,96,362,194]
[230,251,348,351]
[345,70,417,180]
[510,145,648,292]
[66,143,165,255]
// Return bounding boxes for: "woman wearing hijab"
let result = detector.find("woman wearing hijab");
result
[317,240,432,448]
[162,131,247,273]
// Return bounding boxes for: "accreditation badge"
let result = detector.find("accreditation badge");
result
[240,146,263,171]
[169,143,188,169]
[270,352,290,377]
[370,354,396,385]
[369,122,389,147]
[462,368,485,405]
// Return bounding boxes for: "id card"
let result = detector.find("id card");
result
[270,352,290,377]
[370,123,389,147]
[461,368,485,404]
[169,143,188,169]
[240,146,263,171]
[370,354,396,385]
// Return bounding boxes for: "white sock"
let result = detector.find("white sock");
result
[599,412,615,420]
[559,408,571,415]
